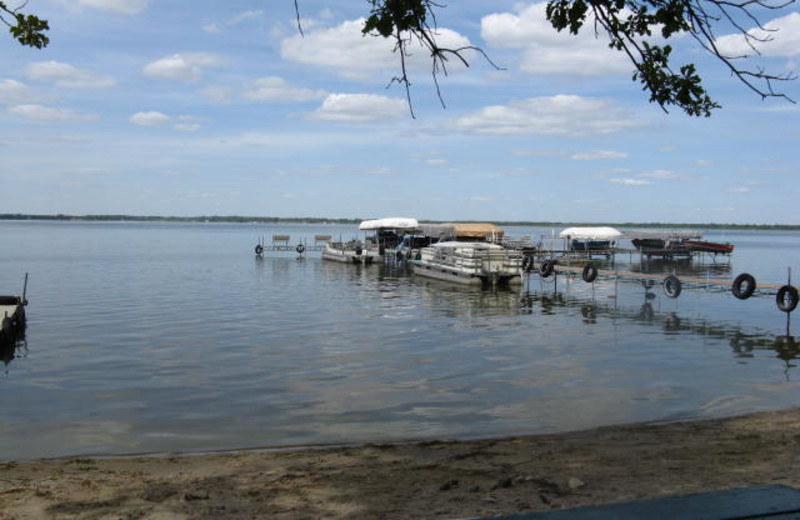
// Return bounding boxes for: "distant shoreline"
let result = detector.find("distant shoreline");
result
[1,213,798,230]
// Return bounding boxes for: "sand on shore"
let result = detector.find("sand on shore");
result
[2,408,800,519]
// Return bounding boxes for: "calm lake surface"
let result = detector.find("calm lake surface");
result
[1,220,799,461]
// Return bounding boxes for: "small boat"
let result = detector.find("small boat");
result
[321,239,381,265]
[559,227,622,251]
[627,230,703,253]
[684,240,734,254]
[410,241,523,286]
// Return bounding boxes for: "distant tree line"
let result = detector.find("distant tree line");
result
[2,214,799,230]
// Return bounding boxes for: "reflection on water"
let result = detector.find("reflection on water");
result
[628,257,733,277]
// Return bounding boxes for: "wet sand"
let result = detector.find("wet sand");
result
[2,408,800,519]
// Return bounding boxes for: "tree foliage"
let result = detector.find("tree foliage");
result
[1,1,49,48]
[299,0,796,117]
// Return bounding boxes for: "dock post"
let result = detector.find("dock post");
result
[22,272,28,305]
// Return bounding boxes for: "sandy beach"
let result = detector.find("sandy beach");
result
[2,408,800,519]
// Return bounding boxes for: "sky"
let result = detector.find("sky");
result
[1,0,799,224]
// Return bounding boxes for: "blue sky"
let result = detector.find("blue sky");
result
[1,0,799,223]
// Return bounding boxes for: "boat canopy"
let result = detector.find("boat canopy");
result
[559,227,622,241]
[432,241,503,249]
[443,222,505,240]
[359,217,419,231]
[416,224,456,241]
[624,230,703,240]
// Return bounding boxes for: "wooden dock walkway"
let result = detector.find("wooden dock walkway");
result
[530,261,799,313]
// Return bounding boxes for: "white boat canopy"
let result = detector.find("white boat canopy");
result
[359,217,419,231]
[559,226,623,241]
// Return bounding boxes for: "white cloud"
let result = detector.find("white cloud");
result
[571,150,628,160]
[203,10,265,34]
[130,111,170,126]
[281,18,472,80]
[309,93,407,123]
[143,53,226,82]
[26,61,116,89]
[8,104,98,122]
[174,124,200,132]
[481,3,630,76]
[450,95,642,136]
[730,186,751,193]
[716,12,800,58]
[74,0,147,15]
[0,79,38,104]
[609,178,651,186]
[640,169,680,179]
[243,77,326,102]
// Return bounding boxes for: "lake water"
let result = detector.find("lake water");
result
[1,221,799,461]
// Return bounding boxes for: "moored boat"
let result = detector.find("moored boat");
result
[684,239,734,254]
[321,239,381,265]
[560,227,622,251]
[410,241,523,286]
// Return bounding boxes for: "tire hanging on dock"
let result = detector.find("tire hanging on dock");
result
[663,275,682,299]
[731,273,756,300]
[255,244,264,255]
[296,244,305,254]
[776,285,799,313]
[522,255,534,273]
[581,263,598,283]
[539,259,555,278]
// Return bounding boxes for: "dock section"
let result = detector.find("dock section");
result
[1,274,29,345]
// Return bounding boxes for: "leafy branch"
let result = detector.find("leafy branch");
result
[294,0,795,117]
[1,1,49,48]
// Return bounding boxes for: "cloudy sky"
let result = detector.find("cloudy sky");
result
[2,0,799,223]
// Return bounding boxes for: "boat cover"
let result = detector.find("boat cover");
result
[559,226,622,240]
[443,223,505,239]
[416,224,456,240]
[359,217,419,231]
[624,230,703,240]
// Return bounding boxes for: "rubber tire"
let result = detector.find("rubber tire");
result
[522,256,534,273]
[582,263,598,283]
[776,285,799,313]
[539,259,554,278]
[255,244,264,255]
[296,244,305,254]
[663,275,682,299]
[732,273,756,300]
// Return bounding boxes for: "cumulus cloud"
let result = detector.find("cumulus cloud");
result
[571,150,628,160]
[481,3,630,76]
[143,53,226,82]
[129,111,170,126]
[281,18,471,80]
[450,95,642,136]
[0,79,39,104]
[716,12,800,58]
[243,77,326,102]
[8,104,98,122]
[26,61,116,89]
[309,93,407,123]
[73,0,147,15]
